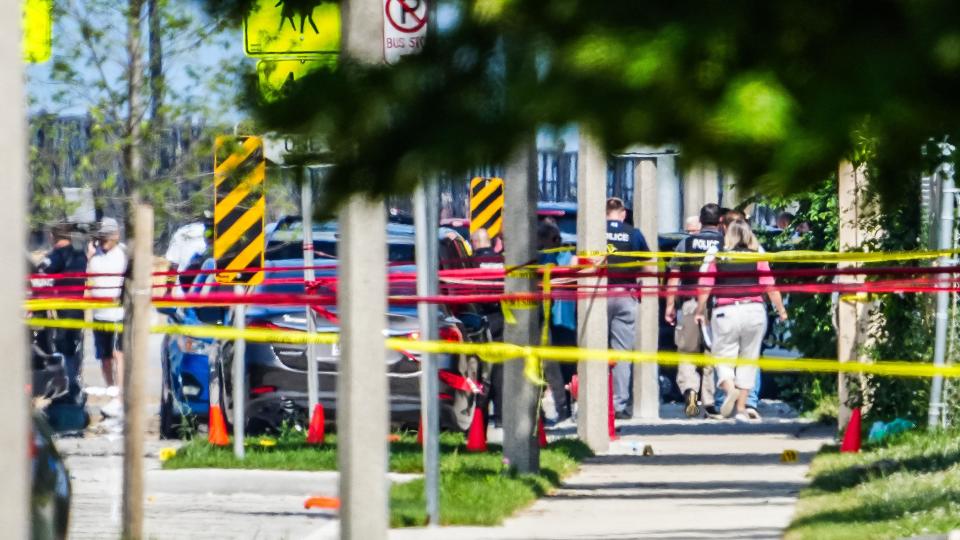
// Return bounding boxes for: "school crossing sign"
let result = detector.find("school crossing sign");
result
[383,0,427,64]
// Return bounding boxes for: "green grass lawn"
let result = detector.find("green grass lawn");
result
[163,430,592,527]
[786,429,960,540]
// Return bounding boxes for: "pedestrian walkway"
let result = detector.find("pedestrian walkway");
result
[392,401,833,540]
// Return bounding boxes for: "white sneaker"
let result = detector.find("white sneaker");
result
[735,411,760,423]
[101,398,124,419]
[720,388,740,418]
[106,386,120,398]
[745,407,762,421]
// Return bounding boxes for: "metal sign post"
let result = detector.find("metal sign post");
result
[233,285,247,459]
[414,179,440,525]
[930,144,956,429]
[302,168,320,415]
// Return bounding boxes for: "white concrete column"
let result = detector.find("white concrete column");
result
[720,171,740,209]
[502,139,541,473]
[657,154,681,233]
[837,161,874,431]
[338,0,388,537]
[683,164,720,218]
[632,159,660,419]
[0,2,29,536]
[576,132,610,453]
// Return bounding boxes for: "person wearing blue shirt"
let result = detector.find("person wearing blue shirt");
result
[539,220,576,422]
[605,198,651,418]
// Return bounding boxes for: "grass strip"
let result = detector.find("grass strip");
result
[786,428,960,540]
[163,431,592,527]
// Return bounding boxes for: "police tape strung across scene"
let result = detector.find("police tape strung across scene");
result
[25,317,960,380]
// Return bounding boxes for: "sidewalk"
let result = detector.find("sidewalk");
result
[391,401,833,540]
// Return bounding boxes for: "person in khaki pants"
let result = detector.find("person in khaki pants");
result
[694,219,788,421]
[665,204,724,418]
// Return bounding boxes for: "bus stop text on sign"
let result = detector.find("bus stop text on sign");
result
[383,0,427,64]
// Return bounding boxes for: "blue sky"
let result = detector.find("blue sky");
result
[25,1,578,150]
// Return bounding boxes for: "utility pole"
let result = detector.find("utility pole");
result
[338,0,388,536]
[0,2,30,537]
[413,179,440,524]
[123,202,153,540]
[929,143,956,429]
[576,132,610,453]
[632,157,660,419]
[502,139,540,474]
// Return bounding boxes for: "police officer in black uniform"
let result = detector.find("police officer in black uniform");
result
[37,223,89,400]
[605,197,651,419]
[665,203,724,418]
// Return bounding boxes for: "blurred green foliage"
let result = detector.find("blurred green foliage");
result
[201,0,960,212]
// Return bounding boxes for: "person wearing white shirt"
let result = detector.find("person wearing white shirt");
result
[87,218,127,407]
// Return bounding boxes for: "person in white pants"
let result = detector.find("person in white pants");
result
[694,219,787,421]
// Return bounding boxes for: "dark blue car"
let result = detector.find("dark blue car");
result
[158,257,219,438]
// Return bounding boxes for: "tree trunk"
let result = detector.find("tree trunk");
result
[147,0,163,129]
[124,0,145,197]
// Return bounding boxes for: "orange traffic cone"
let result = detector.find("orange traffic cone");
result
[538,415,547,448]
[416,416,424,446]
[607,369,617,441]
[465,406,488,452]
[840,407,862,453]
[306,403,326,445]
[208,404,229,447]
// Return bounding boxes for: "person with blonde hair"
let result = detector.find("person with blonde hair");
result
[694,219,787,421]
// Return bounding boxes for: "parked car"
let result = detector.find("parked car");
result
[211,260,487,434]
[265,216,416,262]
[31,413,71,540]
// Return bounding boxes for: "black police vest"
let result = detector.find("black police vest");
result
[606,222,642,285]
[677,229,723,287]
[714,248,760,298]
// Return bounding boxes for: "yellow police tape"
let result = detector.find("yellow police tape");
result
[25,317,960,380]
[559,247,960,264]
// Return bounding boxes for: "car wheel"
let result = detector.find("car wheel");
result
[159,353,181,440]
[450,353,480,432]
[159,392,179,440]
[216,352,234,430]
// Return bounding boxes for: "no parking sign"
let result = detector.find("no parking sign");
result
[383,0,427,64]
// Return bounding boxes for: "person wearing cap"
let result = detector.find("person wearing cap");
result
[87,217,127,416]
[605,197,651,419]
[665,204,724,419]
[37,223,89,390]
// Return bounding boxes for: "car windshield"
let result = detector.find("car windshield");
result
[266,218,415,262]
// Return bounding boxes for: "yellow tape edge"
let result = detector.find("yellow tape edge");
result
[24,317,960,379]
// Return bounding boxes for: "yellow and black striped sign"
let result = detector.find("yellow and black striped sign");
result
[469,177,504,239]
[213,136,266,286]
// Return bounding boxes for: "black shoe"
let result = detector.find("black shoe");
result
[614,410,632,420]
[703,405,723,420]
[683,389,701,418]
